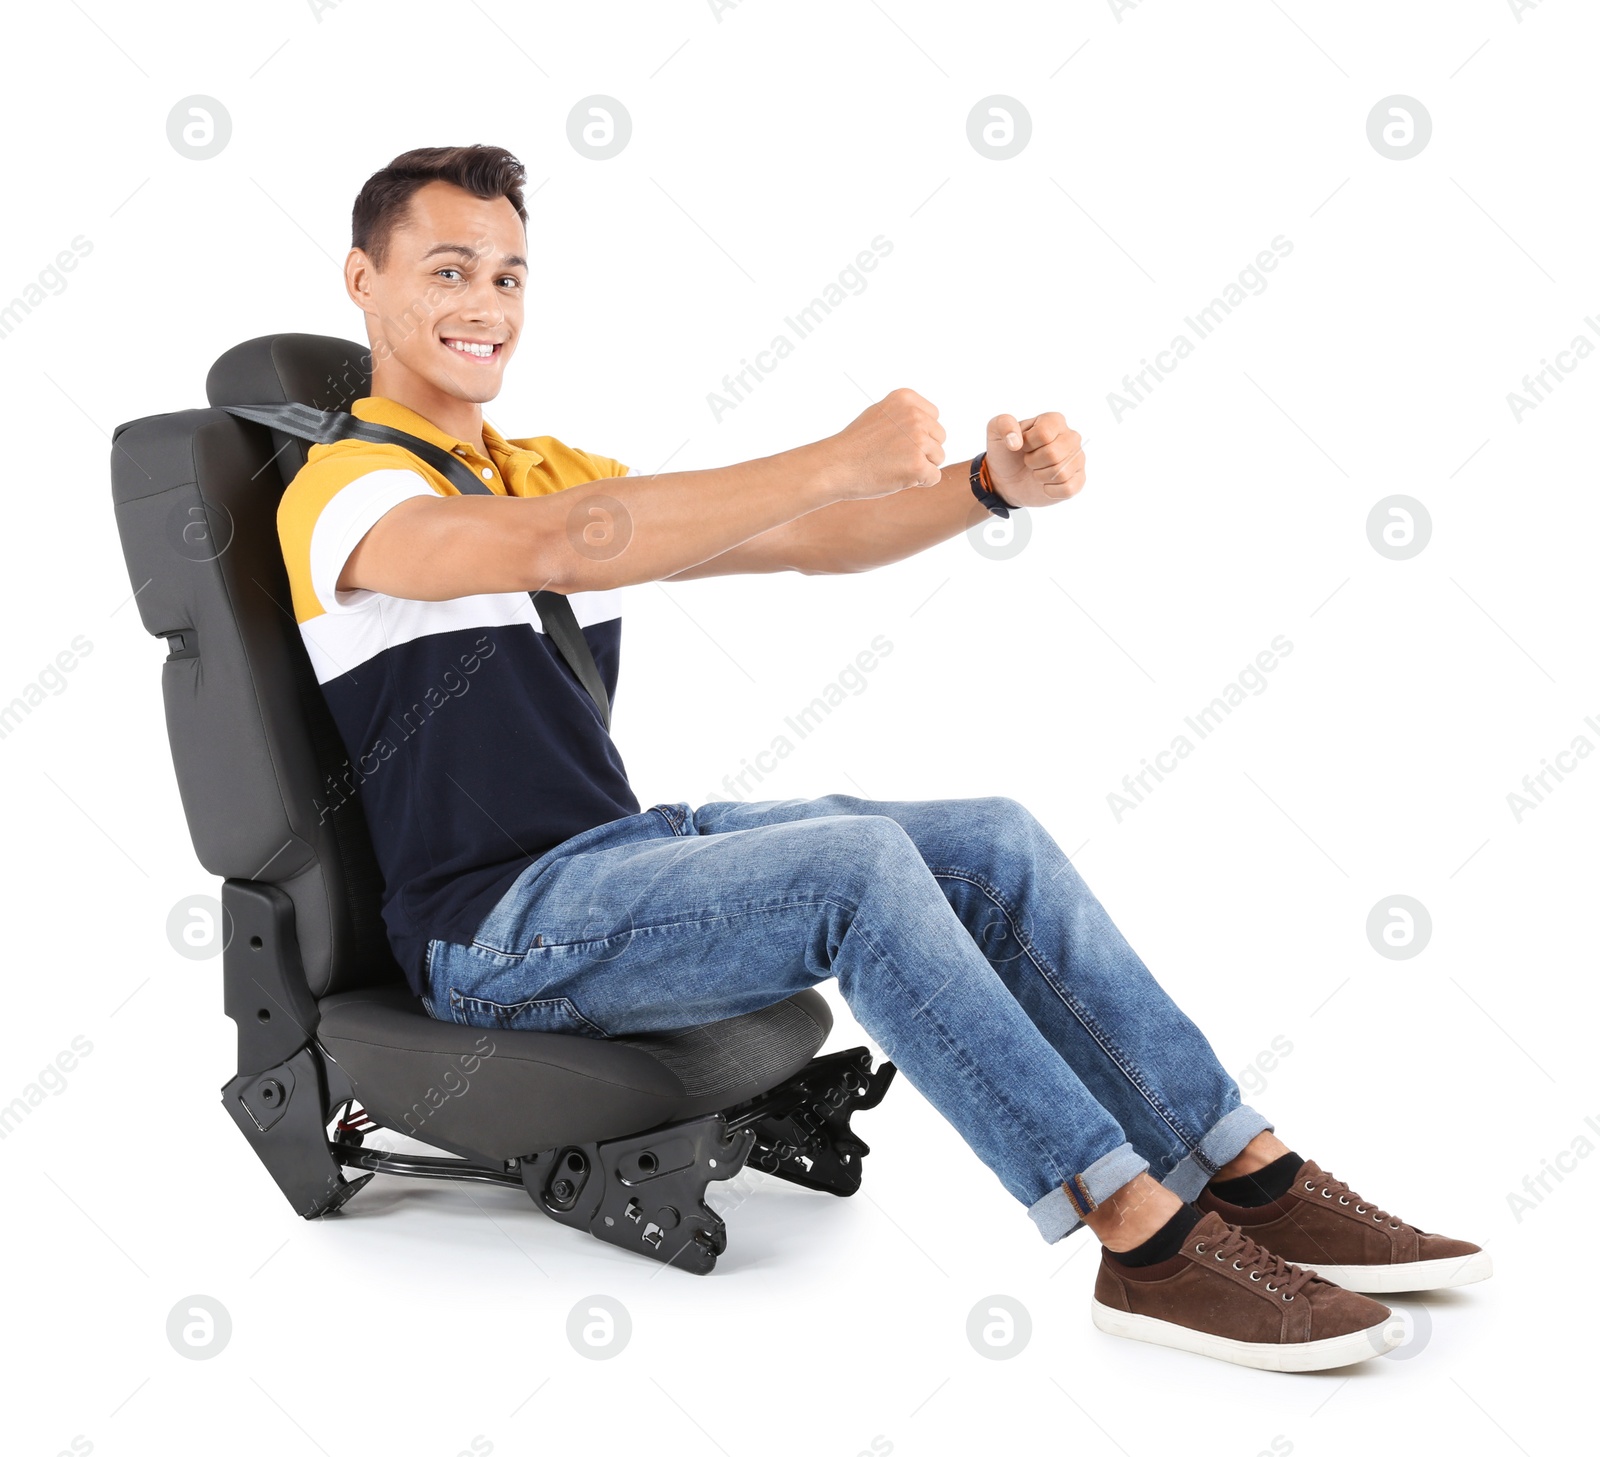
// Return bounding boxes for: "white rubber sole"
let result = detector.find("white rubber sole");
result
[1091,1300,1405,1372]
[1299,1249,1493,1294]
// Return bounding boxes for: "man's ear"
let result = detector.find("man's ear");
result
[344,247,375,311]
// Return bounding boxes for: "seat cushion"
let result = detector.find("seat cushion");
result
[316,985,832,1161]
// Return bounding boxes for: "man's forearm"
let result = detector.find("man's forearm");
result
[345,441,844,600]
[766,457,984,575]
[673,411,1084,579]
[534,443,848,592]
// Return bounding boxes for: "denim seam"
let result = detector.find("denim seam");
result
[449,988,608,1039]
[467,893,839,959]
[1162,1107,1273,1203]
[845,899,1074,1195]
[929,865,1207,1154]
[444,900,837,1041]
[648,804,687,836]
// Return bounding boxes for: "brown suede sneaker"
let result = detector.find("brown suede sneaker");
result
[1092,1210,1402,1371]
[1197,1158,1492,1294]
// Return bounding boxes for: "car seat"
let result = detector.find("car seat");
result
[107,332,896,1274]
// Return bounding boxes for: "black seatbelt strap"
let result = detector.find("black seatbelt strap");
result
[220,402,612,730]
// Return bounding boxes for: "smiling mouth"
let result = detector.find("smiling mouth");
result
[442,338,503,362]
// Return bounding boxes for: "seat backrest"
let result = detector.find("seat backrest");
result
[109,334,403,997]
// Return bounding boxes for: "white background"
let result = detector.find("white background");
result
[2,2,1594,1454]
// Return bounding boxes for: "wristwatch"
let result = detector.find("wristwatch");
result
[969,451,1016,518]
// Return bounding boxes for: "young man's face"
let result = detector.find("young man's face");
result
[347,180,527,405]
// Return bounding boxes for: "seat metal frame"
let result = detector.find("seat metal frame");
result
[219,875,896,1273]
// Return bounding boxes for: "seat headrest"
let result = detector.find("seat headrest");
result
[205,332,372,486]
[206,332,370,413]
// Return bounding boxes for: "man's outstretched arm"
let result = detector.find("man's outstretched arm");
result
[665,411,1086,580]
[338,390,945,599]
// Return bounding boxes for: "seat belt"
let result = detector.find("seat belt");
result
[220,401,612,730]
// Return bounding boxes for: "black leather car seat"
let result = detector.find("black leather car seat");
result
[107,332,895,1273]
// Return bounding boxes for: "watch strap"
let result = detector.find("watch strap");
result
[969,451,1015,518]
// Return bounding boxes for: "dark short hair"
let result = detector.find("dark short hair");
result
[351,144,528,270]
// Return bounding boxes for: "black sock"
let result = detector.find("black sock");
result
[1106,1202,1203,1267]
[1208,1150,1303,1207]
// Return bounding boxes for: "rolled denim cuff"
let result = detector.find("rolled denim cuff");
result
[1027,1142,1149,1244]
[1161,1105,1275,1204]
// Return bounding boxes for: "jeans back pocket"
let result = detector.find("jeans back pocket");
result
[447,988,608,1039]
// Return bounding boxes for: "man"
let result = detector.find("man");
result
[278,145,1488,1371]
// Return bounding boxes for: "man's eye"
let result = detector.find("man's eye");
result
[498,276,521,289]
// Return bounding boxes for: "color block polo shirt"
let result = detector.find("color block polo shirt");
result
[277,395,641,994]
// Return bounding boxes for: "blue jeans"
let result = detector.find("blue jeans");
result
[423,794,1271,1242]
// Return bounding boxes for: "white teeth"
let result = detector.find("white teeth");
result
[447,340,496,356]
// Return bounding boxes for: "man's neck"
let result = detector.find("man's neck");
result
[369,365,488,456]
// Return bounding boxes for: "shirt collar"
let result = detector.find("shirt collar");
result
[350,397,545,481]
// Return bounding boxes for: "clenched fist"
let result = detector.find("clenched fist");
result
[981,413,1086,508]
[829,388,947,500]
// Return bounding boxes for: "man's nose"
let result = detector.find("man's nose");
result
[462,280,505,321]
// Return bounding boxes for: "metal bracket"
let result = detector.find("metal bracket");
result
[727,1047,898,1196]
[521,1115,755,1276]
[221,1047,371,1218]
